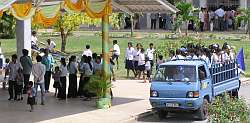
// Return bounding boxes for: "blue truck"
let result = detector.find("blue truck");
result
[149,59,240,120]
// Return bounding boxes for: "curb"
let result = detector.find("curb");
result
[122,110,157,123]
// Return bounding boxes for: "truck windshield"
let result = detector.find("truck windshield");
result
[154,65,197,82]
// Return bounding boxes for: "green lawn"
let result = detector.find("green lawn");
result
[0,31,249,79]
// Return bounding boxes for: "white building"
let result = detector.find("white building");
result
[187,0,250,9]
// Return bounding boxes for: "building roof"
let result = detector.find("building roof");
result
[112,0,179,14]
[39,0,179,15]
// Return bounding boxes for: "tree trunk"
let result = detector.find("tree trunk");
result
[185,21,188,36]
[248,21,250,39]
[60,28,67,52]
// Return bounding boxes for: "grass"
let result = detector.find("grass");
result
[0,31,250,79]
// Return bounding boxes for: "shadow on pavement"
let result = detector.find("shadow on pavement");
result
[112,97,142,106]
[0,89,143,123]
[136,112,206,123]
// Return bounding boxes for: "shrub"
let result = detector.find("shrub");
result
[208,94,250,123]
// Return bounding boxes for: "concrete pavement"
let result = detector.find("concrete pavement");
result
[0,80,151,123]
[0,78,249,123]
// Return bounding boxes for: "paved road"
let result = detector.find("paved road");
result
[128,84,250,123]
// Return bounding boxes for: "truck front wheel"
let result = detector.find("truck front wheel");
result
[157,110,168,119]
[196,99,208,120]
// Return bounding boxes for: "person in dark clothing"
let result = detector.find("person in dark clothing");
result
[67,56,78,98]
[7,54,20,101]
[78,55,87,97]
[83,56,94,101]
[20,49,32,94]
[42,49,55,93]
[58,58,67,100]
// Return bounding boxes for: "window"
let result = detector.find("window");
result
[198,65,207,80]
[154,65,197,82]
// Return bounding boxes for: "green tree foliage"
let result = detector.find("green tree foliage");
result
[174,2,198,35]
[236,8,250,39]
[52,11,120,52]
[0,12,16,39]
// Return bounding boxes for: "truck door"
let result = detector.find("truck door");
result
[198,65,212,101]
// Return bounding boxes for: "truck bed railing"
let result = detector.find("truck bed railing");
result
[210,60,239,84]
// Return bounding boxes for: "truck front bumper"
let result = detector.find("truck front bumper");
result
[149,97,203,111]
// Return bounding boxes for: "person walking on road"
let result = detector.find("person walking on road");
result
[20,49,32,94]
[42,49,55,93]
[112,40,120,70]
[32,55,46,105]
[125,42,136,78]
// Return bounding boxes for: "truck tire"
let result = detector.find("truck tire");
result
[157,110,168,119]
[196,99,208,120]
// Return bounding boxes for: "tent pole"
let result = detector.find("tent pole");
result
[130,15,134,37]
[102,14,110,76]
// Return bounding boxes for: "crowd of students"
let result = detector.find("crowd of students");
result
[167,42,236,67]
[124,42,156,83]
[4,41,118,112]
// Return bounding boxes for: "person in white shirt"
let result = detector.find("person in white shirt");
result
[112,40,120,69]
[209,10,215,32]
[82,44,92,57]
[31,31,39,50]
[32,55,46,105]
[58,58,68,100]
[146,43,155,70]
[145,57,152,82]
[175,49,185,59]
[137,48,145,80]
[199,8,205,32]
[133,43,142,76]
[215,6,225,31]
[46,39,56,53]
[125,42,136,78]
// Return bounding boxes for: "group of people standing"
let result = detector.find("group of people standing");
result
[199,5,238,32]
[125,42,158,82]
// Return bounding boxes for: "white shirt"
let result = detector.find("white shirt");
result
[133,49,140,61]
[32,62,46,83]
[138,53,145,66]
[146,48,155,60]
[113,44,120,56]
[60,65,68,77]
[7,62,21,81]
[82,49,92,57]
[31,36,38,45]
[200,55,211,68]
[175,55,185,59]
[145,61,151,71]
[47,41,56,51]
[199,11,205,22]
[125,47,135,60]
[215,8,225,17]
[211,53,220,64]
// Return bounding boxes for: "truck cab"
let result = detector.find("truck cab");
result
[149,59,240,120]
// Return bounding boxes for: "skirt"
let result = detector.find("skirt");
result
[125,60,134,69]
[27,97,35,105]
[133,61,138,70]
[53,81,61,88]
[138,65,145,71]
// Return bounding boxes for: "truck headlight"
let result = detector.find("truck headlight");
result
[187,91,199,98]
[150,90,159,97]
